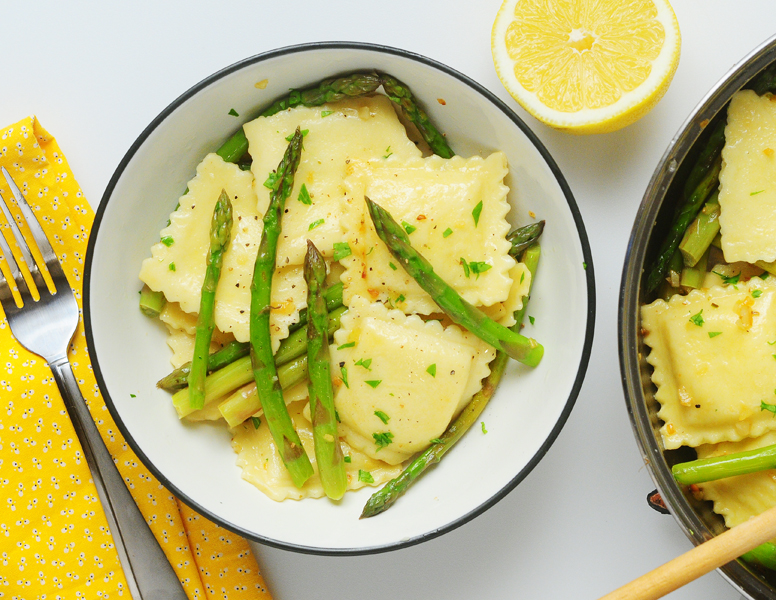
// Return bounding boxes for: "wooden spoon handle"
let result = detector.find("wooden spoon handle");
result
[599,503,776,600]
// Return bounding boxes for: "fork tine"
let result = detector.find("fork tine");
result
[1,167,66,284]
[0,201,33,314]
[0,185,49,293]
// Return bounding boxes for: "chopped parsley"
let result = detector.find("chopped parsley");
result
[761,401,776,415]
[365,380,382,389]
[426,364,436,377]
[460,257,470,278]
[343,455,352,463]
[332,242,352,261]
[308,218,325,231]
[358,469,374,483]
[297,183,312,205]
[469,261,492,278]
[769,340,776,346]
[583,262,587,270]
[168,262,176,272]
[337,341,356,350]
[689,309,704,327]
[528,316,535,325]
[708,331,722,338]
[374,410,390,424]
[481,421,488,434]
[372,431,393,450]
[285,128,309,141]
[443,227,453,238]
[389,262,398,271]
[251,416,261,429]
[335,410,340,423]
[340,365,349,388]
[383,146,392,159]
[160,235,174,247]
[402,221,417,235]
[263,171,280,190]
[429,438,446,444]
[751,190,766,196]
[520,272,525,284]
[753,289,763,298]
[472,200,483,226]
[321,110,334,117]
[355,358,372,370]
[396,294,406,303]
[228,108,239,117]
[713,271,740,286]
[130,393,136,398]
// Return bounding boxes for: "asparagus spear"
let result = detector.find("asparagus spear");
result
[749,62,776,96]
[158,224,538,393]
[188,190,233,410]
[249,127,313,488]
[679,189,720,267]
[304,240,347,500]
[366,198,543,366]
[506,221,545,259]
[679,246,709,290]
[672,442,776,485]
[361,242,542,518]
[743,542,776,570]
[217,73,382,164]
[379,73,454,159]
[646,156,722,293]
[139,285,166,317]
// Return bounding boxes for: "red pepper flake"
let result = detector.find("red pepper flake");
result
[416,214,427,221]
[437,98,446,105]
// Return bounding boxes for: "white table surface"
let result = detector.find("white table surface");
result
[3,1,772,598]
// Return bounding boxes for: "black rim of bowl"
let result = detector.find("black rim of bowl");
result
[619,33,776,598]
[85,40,596,556]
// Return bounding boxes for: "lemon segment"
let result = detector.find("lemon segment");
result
[492,0,681,134]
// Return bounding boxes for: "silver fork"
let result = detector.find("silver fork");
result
[0,166,187,600]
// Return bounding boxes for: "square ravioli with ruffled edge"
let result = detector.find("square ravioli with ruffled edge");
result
[694,431,776,533]
[330,296,495,465]
[718,90,776,263]
[138,153,305,352]
[339,153,515,314]
[641,278,776,449]
[243,95,422,267]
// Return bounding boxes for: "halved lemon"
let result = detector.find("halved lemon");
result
[492,0,681,134]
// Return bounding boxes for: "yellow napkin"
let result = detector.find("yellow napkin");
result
[0,117,272,599]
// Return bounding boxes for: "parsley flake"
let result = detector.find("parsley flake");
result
[374,410,390,424]
[751,190,766,196]
[372,431,393,450]
[263,171,280,190]
[708,331,722,338]
[333,242,352,261]
[443,227,453,238]
[689,309,704,327]
[460,257,470,278]
[285,129,309,141]
[365,380,382,389]
[168,262,176,272]
[383,146,392,159]
[355,358,372,371]
[308,218,325,231]
[760,272,770,280]
[251,416,261,429]
[762,401,776,415]
[340,365,349,388]
[713,271,741,286]
[396,294,406,303]
[520,272,525,284]
[469,261,492,278]
[481,421,488,434]
[321,110,334,117]
[297,183,312,205]
[228,108,239,117]
[389,262,398,271]
[337,342,355,350]
[358,469,374,483]
[583,262,588,270]
[402,221,417,235]
[529,315,535,325]
[753,289,763,298]
[472,200,483,226]
[160,235,174,247]
[343,455,352,463]
[130,393,136,398]
[426,364,436,377]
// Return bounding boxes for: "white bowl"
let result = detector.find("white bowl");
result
[85,42,595,555]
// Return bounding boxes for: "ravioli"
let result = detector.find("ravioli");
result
[159,302,234,369]
[642,278,776,449]
[718,90,776,263]
[139,153,303,351]
[695,431,776,537]
[232,400,403,501]
[339,153,515,314]
[244,95,422,266]
[330,297,495,465]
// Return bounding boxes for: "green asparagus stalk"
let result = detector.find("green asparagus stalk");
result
[219,356,310,427]
[157,340,250,392]
[173,355,253,418]
[366,198,543,366]
[249,127,313,488]
[361,242,542,518]
[189,190,233,410]
[139,285,166,317]
[216,73,383,164]
[506,221,545,259]
[679,246,709,290]
[288,282,344,333]
[304,240,347,500]
[679,190,720,267]
[672,443,776,485]
[646,157,722,293]
[742,542,776,570]
[379,73,454,159]
[681,119,726,200]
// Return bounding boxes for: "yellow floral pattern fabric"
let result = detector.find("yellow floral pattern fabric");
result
[0,116,271,600]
